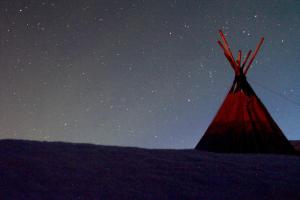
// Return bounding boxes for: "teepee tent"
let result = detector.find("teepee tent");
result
[195,30,295,154]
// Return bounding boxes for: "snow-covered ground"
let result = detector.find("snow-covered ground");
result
[0,139,299,200]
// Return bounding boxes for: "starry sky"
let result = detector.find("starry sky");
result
[0,0,299,148]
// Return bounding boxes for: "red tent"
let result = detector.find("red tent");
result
[195,31,295,154]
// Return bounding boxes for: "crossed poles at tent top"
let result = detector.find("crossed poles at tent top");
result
[217,30,264,76]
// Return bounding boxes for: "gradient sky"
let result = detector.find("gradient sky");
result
[0,0,299,148]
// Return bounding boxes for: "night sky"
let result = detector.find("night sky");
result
[0,0,299,148]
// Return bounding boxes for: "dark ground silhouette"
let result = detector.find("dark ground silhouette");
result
[0,139,299,200]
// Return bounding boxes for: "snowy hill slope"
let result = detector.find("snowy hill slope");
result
[0,139,299,200]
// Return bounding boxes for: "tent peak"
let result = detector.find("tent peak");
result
[217,30,264,76]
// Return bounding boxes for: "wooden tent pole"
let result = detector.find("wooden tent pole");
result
[218,40,237,70]
[218,30,238,72]
[237,50,241,67]
[241,50,252,70]
[218,30,230,51]
[244,37,264,75]
[217,40,227,54]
